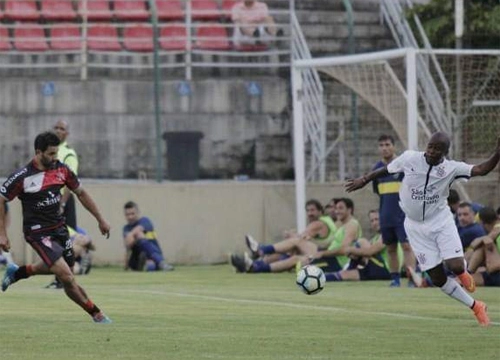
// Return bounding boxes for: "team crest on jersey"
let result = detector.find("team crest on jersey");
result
[435,166,446,177]
[41,236,52,248]
[417,252,426,265]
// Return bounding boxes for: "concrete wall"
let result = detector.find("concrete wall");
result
[6,180,380,266]
[6,178,496,266]
[0,78,291,180]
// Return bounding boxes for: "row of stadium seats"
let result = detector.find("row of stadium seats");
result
[0,0,236,22]
[0,23,240,51]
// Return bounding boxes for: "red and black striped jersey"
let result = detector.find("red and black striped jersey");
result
[0,159,80,233]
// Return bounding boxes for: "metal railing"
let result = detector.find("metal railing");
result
[0,0,292,79]
[291,9,326,182]
[380,0,454,140]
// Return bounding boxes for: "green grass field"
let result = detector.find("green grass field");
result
[0,266,498,360]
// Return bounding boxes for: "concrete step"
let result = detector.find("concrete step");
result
[296,10,380,25]
[307,38,395,56]
[301,23,390,39]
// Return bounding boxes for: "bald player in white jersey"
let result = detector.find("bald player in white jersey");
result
[346,132,500,327]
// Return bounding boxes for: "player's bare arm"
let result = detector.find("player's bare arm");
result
[73,187,111,237]
[0,197,10,251]
[345,166,390,192]
[301,221,327,241]
[348,238,385,258]
[470,135,500,177]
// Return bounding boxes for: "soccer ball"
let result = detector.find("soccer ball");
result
[296,265,326,295]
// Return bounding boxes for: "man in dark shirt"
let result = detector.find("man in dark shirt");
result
[123,201,174,271]
[0,131,112,324]
[457,202,486,250]
[372,134,417,287]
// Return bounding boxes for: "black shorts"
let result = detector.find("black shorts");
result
[358,260,391,281]
[311,256,342,272]
[25,226,74,268]
[381,225,408,245]
[481,271,500,287]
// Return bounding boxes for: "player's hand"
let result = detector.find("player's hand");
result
[0,234,11,252]
[345,177,367,192]
[98,219,111,239]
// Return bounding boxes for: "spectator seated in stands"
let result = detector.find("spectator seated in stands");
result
[230,0,281,47]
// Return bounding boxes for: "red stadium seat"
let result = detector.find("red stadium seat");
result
[234,43,269,52]
[191,0,220,21]
[5,0,40,21]
[78,0,113,21]
[14,24,49,51]
[156,0,183,21]
[87,24,122,51]
[114,0,150,21]
[0,7,4,20]
[0,26,12,51]
[221,0,236,18]
[41,0,78,21]
[123,24,153,52]
[159,24,187,51]
[50,24,81,50]
[195,24,231,50]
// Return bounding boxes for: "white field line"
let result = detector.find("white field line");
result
[121,289,500,327]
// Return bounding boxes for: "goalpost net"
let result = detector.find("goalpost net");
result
[292,48,500,230]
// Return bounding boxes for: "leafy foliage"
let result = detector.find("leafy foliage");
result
[408,0,500,48]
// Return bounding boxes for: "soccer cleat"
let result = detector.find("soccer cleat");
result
[406,266,423,288]
[245,234,260,259]
[458,272,476,293]
[230,254,250,273]
[472,301,490,327]
[93,312,112,324]
[159,262,175,272]
[389,279,401,287]
[243,252,253,271]
[2,263,19,292]
[45,279,64,289]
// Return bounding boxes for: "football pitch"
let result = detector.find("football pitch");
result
[1,266,498,360]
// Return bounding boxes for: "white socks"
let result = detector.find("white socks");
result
[440,277,474,308]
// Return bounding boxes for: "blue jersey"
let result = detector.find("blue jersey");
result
[372,160,405,228]
[123,216,158,241]
[458,223,486,250]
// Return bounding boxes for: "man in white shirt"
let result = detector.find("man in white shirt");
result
[346,132,500,327]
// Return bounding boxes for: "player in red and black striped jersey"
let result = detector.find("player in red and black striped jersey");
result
[0,131,112,324]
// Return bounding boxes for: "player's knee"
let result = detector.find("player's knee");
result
[58,272,75,285]
[426,264,447,287]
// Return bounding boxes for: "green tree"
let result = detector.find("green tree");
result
[408,0,500,48]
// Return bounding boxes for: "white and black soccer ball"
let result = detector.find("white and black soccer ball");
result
[296,265,326,295]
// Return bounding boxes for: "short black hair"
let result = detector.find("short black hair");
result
[496,206,500,216]
[447,189,460,204]
[479,207,497,225]
[306,199,323,213]
[337,197,354,213]
[34,131,60,152]
[378,134,395,145]
[368,209,378,216]
[124,201,138,210]
[458,202,472,210]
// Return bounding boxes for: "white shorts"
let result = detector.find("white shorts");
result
[233,25,271,47]
[404,213,464,271]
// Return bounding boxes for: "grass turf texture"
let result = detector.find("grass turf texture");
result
[0,265,498,360]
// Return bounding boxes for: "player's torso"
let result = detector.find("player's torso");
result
[373,161,405,226]
[399,154,457,222]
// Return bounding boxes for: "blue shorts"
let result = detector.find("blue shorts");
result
[481,271,500,286]
[381,225,408,245]
[358,260,391,281]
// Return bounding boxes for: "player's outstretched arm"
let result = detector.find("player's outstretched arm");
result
[73,187,111,238]
[471,136,500,177]
[345,166,390,193]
